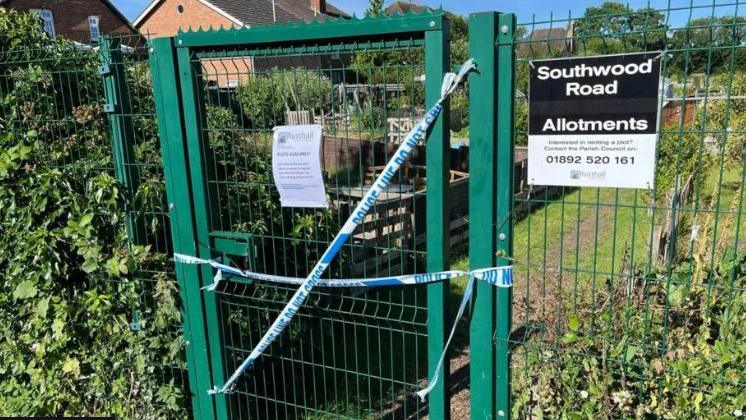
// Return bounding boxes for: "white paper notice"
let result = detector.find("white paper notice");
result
[272,125,328,208]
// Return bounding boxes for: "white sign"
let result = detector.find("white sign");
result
[271,125,328,208]
[528,52,662,189]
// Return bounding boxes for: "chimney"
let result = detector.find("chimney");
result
[311,0,326,15]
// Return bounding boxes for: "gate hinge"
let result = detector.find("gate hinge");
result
[98,64,111,75]
[103,103,116,113]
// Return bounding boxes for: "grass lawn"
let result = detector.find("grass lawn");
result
[514,187,655,282]
[446,156,746,322]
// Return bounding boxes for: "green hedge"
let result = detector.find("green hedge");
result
[0,9,185,417]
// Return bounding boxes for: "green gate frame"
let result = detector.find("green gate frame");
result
[148,12,462,419]
[468,12,516,419]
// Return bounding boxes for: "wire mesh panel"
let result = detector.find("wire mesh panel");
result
[100,34,192,414]
[511,2,745,417]
[199,46,431,418]
[163,14,459,419]
[0,30,190,416]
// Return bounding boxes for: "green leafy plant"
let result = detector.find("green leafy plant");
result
[237,69,333,129]
[0,9,185,417]
[513,254,746,418]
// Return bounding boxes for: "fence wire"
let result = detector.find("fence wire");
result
[0,33,191,417]
[511,2,745,417]
[191,38,445,418]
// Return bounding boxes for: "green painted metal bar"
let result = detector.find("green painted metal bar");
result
[468,12,498,420]
[175,46,230,420]
[425,23,451,420]
[99,37,142,245]
[495,13,516,419]
[193,38,424,59]
[176,12,445,48]
[148,37,217,420]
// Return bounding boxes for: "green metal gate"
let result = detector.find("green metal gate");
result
[148,11,487,419]
[149,4,746,418]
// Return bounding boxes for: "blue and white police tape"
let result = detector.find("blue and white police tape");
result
[193,58,477,396]
[174,253,475,289]
[174,253,513,290]
[173,253,512,400]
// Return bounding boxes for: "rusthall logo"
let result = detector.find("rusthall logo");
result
[276,130,317,148]
[570,170,606,180]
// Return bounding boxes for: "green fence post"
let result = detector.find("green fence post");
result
[468,12,498,419]
[495,13,516,419]
[425,17,451,419]
[99,37,143,245]
[174,43,230,420]
[149,37,218,420]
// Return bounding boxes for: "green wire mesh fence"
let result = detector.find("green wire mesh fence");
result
[2,2,745,418]
[0,33,191,417]
[183,32,454,418]
[511,2,745,417]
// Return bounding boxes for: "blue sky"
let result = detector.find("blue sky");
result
[113,0,739,26]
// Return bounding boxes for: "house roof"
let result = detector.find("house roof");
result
[2,0,140,35]
[134,0,348,28]
[383,1,434,15]
[518,27,573,57]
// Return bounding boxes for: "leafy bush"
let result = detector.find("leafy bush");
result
[0,134,185,417]
[515,99,529,146]
[237,69,333,128]
[706,72,746,165]
[513,254,746,418]
[654,125,708,201]
[0,9,185,417]
[351,101,386,132]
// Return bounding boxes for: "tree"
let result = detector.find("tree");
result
[669,16,746,75]
[627,7,667,50]
[574,2,666,54]
[575,2,631,38]
[366,0,384,16]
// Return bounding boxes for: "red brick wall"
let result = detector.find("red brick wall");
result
[6,0,135,43]
[137,0,238,38]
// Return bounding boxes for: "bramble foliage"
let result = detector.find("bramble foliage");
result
[0,9,185,417]
[707,72,746,165]
[513,254,746,418]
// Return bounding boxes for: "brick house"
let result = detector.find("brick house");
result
[133,0,348,88]
[518,25,575,57]
[0,0,138,45]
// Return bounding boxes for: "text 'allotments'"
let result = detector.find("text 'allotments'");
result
[528,52,662,189]
[272,124,328,208]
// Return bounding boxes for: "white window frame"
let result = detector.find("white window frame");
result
[88,15,101,45]
[30,9,56,39]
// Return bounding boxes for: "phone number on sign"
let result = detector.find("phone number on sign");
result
[545,156,636,165]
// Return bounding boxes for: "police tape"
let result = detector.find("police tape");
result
[174,253,513,290]
[174,252,511,400]
[180,59,478,397]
